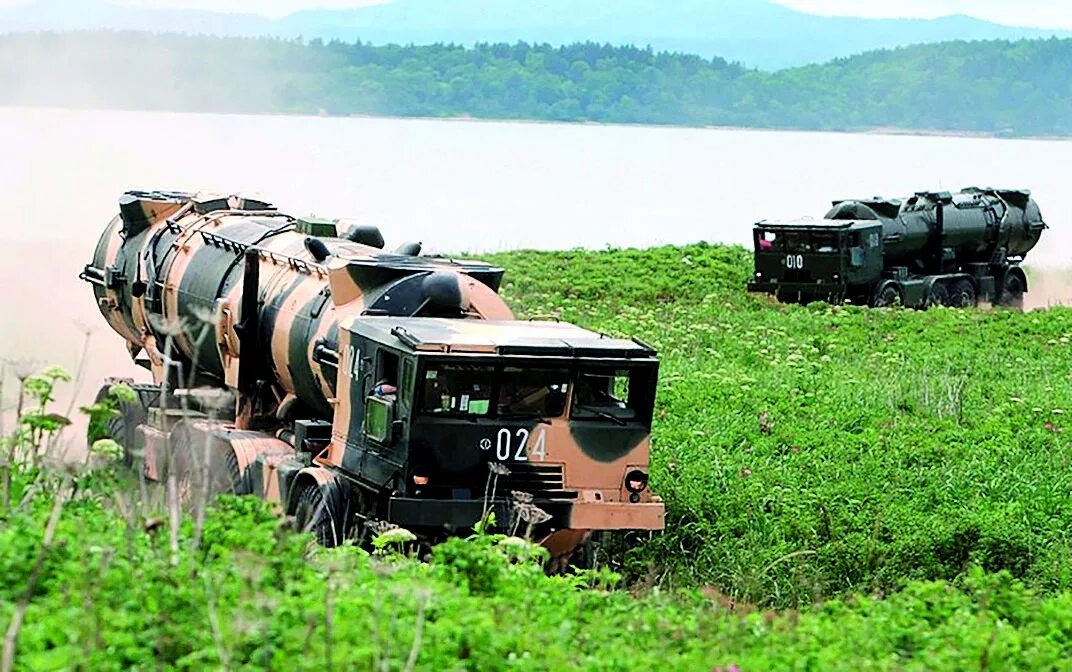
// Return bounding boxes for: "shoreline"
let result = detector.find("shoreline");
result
[2,235,1067,272]
[2,103,1068,143]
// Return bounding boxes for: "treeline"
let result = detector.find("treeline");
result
[1,31,1070,135]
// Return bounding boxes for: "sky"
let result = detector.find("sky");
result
[1,0,1071,29]
[777,0,1072,30]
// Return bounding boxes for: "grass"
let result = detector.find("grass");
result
[6,243,1072,670]
[5,478,1072,671]
[484,244,1072,605]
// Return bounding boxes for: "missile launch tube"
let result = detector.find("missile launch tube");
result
[83,191,514,416]
[826,188,1046,268]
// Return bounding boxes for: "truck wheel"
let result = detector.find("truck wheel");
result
[775,289,799,304]
[224,449,250,495]
[873,284,902,308]
[950,279,977,308]
[90,383,160,466]
[999,274,1025,309]
[926,282,949,308]
[165,422,245,505]
[567,533,603,571]
[294,484,341,547]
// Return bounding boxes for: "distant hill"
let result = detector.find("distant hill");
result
[0,0,269,34]
[1,32,1069,137]
[0,0,1067,69]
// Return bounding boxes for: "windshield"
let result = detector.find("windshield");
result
[418,361,654,422]
[419,363,569,419]
[498,367,569,417]
[757,230,780,250]
[571,367,655,423]
[420,364,494,416]
[758,229,842,253]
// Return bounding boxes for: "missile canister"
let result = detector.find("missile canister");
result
[749,187,1047,308]
[83,190,665,564]
[826,188,1045,269]
[84,191,513,417]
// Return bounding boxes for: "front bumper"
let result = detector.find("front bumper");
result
[748,281,847,302]
[388,496,665,532]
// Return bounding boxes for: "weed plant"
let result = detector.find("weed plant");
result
[5,244,1072,669]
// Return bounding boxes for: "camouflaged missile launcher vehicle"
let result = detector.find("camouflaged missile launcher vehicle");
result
[748,188,1047,309]
[82,190,664,562]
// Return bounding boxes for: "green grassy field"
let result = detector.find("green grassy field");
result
[490,245,1072,603]
[5,244,1072,670]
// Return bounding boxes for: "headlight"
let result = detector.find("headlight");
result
[625,470,649,494]
[411,467,431,487]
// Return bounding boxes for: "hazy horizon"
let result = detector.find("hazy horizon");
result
[0,0,1070,30]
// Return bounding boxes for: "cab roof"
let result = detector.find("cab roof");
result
[755,218,880,231]
[345,317,657,360]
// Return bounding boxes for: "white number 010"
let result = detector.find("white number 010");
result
[786,254,805,270]
[491,428,547,462]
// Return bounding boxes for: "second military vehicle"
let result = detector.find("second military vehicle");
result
[82,190,664,565]
[748,187,1047,308]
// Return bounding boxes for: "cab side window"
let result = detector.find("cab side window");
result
[365,349,400,444]
[373,350,399,396]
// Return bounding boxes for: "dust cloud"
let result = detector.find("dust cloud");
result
[0,239,145,457]
[1025,268,1072,311]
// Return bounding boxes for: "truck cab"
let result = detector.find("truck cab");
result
[748,219,884,304]
[311,317,665,548]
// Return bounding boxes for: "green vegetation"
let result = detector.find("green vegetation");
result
[3,0,1063,70]
[8,481,1072,670]
[7,244,1072,669]
[489,245,1072,604]
[2,32,1071,136]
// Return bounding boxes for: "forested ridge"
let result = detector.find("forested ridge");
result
[1,31,1070,136]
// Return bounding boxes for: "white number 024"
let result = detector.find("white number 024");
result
[490,427,547,462]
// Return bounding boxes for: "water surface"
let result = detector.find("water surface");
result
[0,107,1068,433]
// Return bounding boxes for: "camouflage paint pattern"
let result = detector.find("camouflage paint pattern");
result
[85,191,511,412]
[84,190,664,561]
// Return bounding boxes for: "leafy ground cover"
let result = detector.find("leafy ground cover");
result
[5,478,1072,671]
[5,244,1072,670]
[487,245,1072,606]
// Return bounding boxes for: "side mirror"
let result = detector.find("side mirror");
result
[364,396,395,445]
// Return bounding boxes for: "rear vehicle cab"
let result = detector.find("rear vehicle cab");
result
[748,220,884,304]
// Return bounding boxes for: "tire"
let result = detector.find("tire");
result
[926,282,950,308]
[873,284,902,308]
[294,484,340,547]
[568,535,601,572]
[775,289,799,304]
[166,422,242,506]
[999,273,1025,309]
[225,448,249,495]
[95,392,131,464]
[91,383,159,466]
[950,279,977,308]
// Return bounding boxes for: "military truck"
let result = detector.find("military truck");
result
[81,190,664,564]
[747,188,1047,308]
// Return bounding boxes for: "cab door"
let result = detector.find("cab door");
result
[846,226,883,284]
